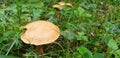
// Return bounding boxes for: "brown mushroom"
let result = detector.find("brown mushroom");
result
[58,2,65,6]
[53,2,73,10]
[66,3,73,7]
[58,2,73,7]
[20,20,60,58]
[52,4,62,10]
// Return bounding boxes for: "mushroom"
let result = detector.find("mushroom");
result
[58,2,65,6]
[53,2,73,10]
[66,3,73,7]
[20,20,60,58]
[52,4,62,10]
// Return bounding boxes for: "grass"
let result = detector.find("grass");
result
[0,0,120,58]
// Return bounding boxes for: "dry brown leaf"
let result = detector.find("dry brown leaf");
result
[20,20,60,45]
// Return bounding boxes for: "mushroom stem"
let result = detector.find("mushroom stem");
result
[36,45,44,58]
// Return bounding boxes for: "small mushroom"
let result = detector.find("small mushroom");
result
[58,2,73,7]
[53,2,73,10]
[52,4,62,10]
[66,3,73,7]
[20,20,60,58]
[58,2,65,6]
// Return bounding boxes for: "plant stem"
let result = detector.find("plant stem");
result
[36,45,44,58]
[5,40,16,55]
[16,0,22,23]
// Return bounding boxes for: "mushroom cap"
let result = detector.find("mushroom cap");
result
[58,2,65,6]
[66,3,73,7]
[52,4,62,10]
[53,2,73,10]
[20,20,60,46]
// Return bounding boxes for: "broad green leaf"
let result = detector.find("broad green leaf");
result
[83,53,93,58]
[115,50,120,56]
[102,34,112,43]
[48,17,57,24]
[77,7,85,15]
[0,0,3,3]
[61,30,75,40]
[76,32,88,41]
[88,4,97,9]
[73,52,81,58]
[46,11,55,17]
[33,9,42,20]
[6,4,17,12]
[107,39,118,50]
[74,7,85,17]
[82,13,92,17]
[77,46,93,58]
[93,53,104,58]
[116,37,120,44]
